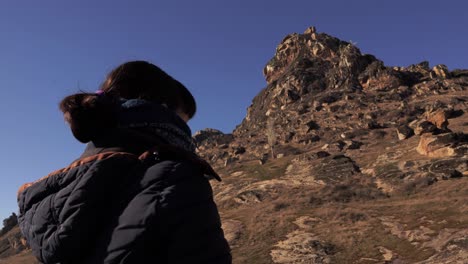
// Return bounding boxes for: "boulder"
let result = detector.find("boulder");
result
[305,120,320,131]
[233,146,246,155]
[312,155,361,183]
[366,120,383,129]
[224,156,238,167]
[430,64,451,79]
[316,151,331,158]
[413,121,438,136]
[397,125,414,140]
[304,26,317,34]
[296,134,320,144]
[322,141,345,152]
[425,109,450,130]
[292,151,330,162]
[416,133,467,158]
[343,140,363,150]
[234,190,264,204]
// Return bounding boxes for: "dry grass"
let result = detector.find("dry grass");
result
[0,250,39,264]
[218,164,468,264]
[221,156,295,183]
[5,161,466,264]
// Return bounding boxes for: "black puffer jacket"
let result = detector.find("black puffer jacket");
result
[17,130,232,264]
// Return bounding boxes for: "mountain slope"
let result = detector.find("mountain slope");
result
[196,26,467,264]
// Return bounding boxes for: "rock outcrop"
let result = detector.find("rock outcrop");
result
[191,26,467,264]
[416,133,467,158]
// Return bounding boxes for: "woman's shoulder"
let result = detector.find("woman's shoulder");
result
[138,145,222,186]
[141,159,206,187]
[18,151,140,203]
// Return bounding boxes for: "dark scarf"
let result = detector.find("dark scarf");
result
[116,99,196,153]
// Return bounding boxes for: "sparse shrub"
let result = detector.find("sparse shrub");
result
[307,240,337,255]
[273,203,289,211]
[329,185,359,203]
[369,130,387,139]
[402,175,437,194]
[338,212,368,223]
[329,183,385,203]
[311,178,387,204]
[374,162,400,178]
[308,196,325,206]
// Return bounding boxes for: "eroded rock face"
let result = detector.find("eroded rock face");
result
[378,217,468,264]
[193,128,234,146]
[202,26,467,167]
[270,231,335,264]
[419,230,468,264]
[270,216,335,264]
[313,155,360,182]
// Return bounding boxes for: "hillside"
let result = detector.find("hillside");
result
[2,27,467,264]
[196,27,468,263]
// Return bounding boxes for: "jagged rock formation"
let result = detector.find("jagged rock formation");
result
[194,26,467,264]
[197,27,466,171]
[2,27,467,264]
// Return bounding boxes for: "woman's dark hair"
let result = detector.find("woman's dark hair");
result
[59,61,196,143]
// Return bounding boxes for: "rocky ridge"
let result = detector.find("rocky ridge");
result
[195,27,467,264]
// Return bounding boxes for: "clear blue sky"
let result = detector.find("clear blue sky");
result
[0,0,467,221]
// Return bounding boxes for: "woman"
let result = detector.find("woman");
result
[17,61,232,263]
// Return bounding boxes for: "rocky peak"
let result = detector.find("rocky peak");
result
[263,26,371,87]
[223,27,468,161]
[193,128,227,143]
[237,27,387,140]
[195,26,466,170]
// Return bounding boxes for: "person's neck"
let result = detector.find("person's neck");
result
[80,128,165,159]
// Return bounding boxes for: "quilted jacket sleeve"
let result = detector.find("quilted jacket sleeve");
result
[158,163,232,264]
[103,160,232,264]
[17,153,141,264]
